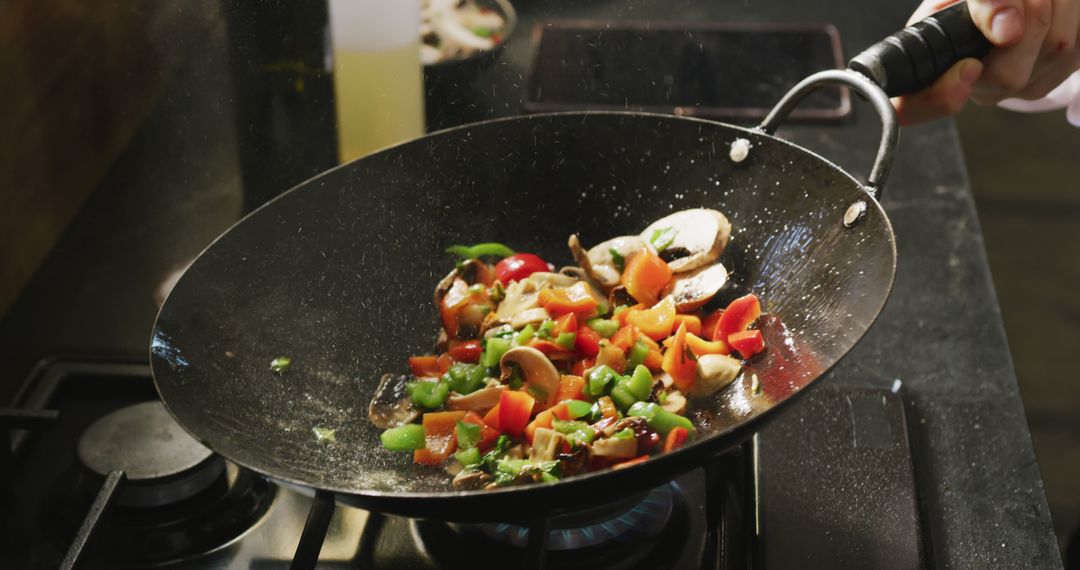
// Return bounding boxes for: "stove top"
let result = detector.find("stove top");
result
[1,359,924,569]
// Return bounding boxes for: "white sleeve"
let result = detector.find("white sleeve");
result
[997,70,1080,127]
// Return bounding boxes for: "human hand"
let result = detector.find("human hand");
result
[893,0,1080,124]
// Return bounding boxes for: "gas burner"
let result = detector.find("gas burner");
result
[473,484,674,549]
[412,481,697,570]
[55,401,278,567]
[78,401,223,507]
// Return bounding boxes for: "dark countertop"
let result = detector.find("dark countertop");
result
[0,0,1061,567]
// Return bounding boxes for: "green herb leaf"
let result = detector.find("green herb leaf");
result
[649,227,678,252]
[312,426,337,443]
[609,248,626,272]
[270,356,292,374]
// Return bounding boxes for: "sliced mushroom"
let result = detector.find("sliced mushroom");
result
[452,470,492,490]
[640,209,732,273]
[692,354,742,397]
[367,373,419,429]
[569,234,650,289]
[530,427,565,461]
[664,263,729,312]
[434,259,492,306]
[499,347,561,406]
[510,307,551,329]
[592,436,638,458]
[661,390,688,415]
[447,385,505,412]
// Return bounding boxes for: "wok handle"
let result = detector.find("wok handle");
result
[759,69,898,199]
[849,2,992,97]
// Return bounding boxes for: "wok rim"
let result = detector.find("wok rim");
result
[149,110,898,509]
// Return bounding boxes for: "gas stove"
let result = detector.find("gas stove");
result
[1,358,923,569]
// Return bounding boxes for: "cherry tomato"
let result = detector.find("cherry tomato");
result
[494,253,549,285]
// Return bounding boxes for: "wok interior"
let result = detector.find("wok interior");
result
[152,113,895,495]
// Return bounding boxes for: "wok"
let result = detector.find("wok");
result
[151,5,989,522]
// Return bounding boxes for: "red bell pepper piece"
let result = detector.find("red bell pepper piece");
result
[448,340,483,363]
[728,329,765,358]
[570,358,595,377]
[461,411,500,451]
[528,339,577,360]
[612,455,650,470]
[574,325,601,357]
[662,426,690,452]
[715,294,761,343]
[498,390,535,437]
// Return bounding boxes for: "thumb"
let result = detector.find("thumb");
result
[893,59,984,125]
[966,0,1027,46]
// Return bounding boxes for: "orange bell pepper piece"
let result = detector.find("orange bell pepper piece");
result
[621,251,672,307]
[413,410,466,465]
[611,325,638,352]
[498,390,536,437]
[663,331,730,356]
[672,314,702,336]
[552,312,578,335]
[408,356,441,377]
[598,396,618,419]
[626,296,677,341]
[644,349,664,370]
[436,353,455,374]
[595,340,627,374]
[662,322,697,392]
[702,309,723,340]
[538,282,599,316]
[556,375,586,401]
[571,357,595,377]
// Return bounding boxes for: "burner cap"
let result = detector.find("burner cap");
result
[77,401,224,507]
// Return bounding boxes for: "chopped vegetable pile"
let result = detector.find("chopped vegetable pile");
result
[420,0,508,65]
[371,209,766,489]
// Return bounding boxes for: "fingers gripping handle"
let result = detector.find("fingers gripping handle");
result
[849,2,993,97]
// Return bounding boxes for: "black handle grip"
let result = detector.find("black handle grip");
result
[849,2,992,97]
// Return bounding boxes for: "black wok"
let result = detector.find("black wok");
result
[151,5,989,522]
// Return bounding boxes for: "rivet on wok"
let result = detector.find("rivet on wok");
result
[843,201,867,228]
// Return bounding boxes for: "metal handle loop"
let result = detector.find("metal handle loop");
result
[759,69,898,200]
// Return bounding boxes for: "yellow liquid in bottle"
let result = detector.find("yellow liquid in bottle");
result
[332,43,425,163]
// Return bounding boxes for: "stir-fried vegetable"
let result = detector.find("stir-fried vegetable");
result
[373,210,767,489]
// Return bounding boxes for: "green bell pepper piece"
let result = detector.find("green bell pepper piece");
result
[586,318,620,338]
[626,365,654,401]
[445,363,487,395]
[481,337,512,368]
[626,340,650,371]
[610,384,637,411]
[586,365,617,398]
[455,421,482,450]
[613,427,636,440]
[627,402,695,437]
[454,447,482,466]
[407,380,450,409]
[380,424,425,451]
[536,319,555,339]
[515,324,535,346]
[564,400,593,419]
[555,332,577,350]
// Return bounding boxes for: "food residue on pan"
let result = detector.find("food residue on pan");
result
[729,138,751,163]
[271,356,292,374]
